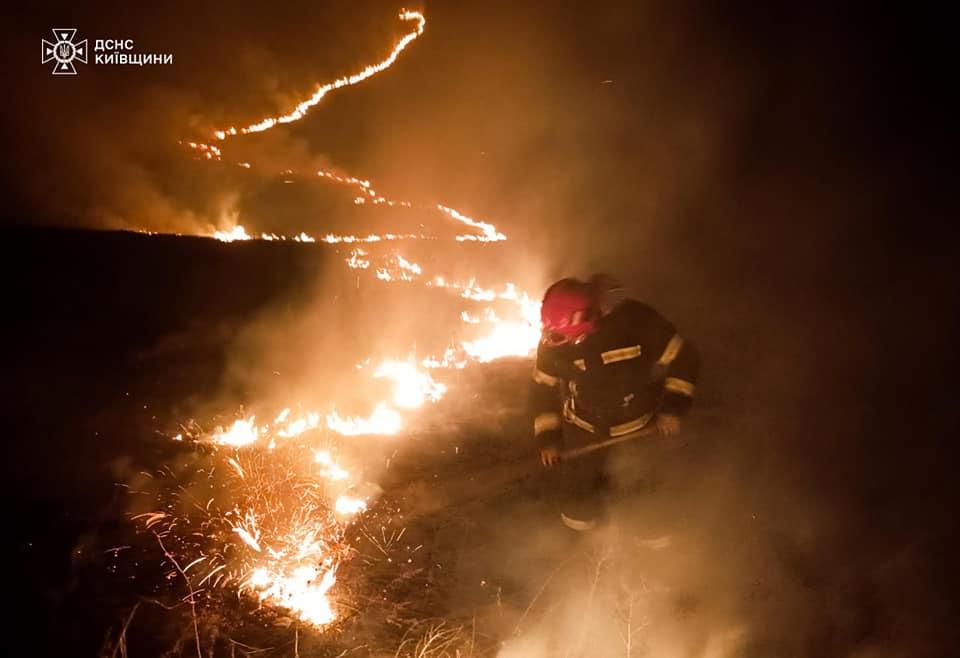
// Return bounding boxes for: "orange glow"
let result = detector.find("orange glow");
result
[160,6,551,631]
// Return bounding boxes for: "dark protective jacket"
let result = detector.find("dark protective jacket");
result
[531,292,700,448]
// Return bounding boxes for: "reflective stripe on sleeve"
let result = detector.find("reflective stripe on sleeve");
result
[533,367,561,387]
[657,334,684,367]
[664,376,695,397]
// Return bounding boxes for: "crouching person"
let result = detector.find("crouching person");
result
[531,275,699,530]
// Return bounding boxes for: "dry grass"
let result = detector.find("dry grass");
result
[99,602,141,658]
[394,621,474,658]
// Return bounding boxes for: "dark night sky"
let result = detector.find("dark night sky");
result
[0,1,956,654]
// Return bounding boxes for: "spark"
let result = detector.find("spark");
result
[233,527,262,553]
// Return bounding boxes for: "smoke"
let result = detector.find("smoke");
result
[461,2,952,655]
[497,529,750,658]
[0,0,410,235]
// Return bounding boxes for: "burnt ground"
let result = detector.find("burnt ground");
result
[2,227,958,657]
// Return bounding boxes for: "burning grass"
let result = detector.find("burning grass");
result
[91,5,553,651]
[130,427,374,626]
[104,436,495,656]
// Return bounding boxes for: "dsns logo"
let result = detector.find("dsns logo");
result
[41,29,88,75]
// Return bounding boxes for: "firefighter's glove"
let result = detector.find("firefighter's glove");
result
[655,413,682,436]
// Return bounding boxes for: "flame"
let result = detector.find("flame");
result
[247,562,338,627]
[334,495,368,516]
[213,225,252,243]
[277,411,321,438]
[346,248,371,269]
[462,320,541,363]
[325,402,402,436]
[314,450,350,481]
[181,140,222,160]
[374,358,447,409]
[213,10,425,139]
[156,6,553,631]
[322,232,421,243]
[437,204,506,242]
[397,254,422,275]
[145,433,356,628]
[214,417,260,447]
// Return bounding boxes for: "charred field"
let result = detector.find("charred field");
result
[1,226,956,658]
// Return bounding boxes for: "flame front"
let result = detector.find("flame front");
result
[213,11,426,140]
[145,427,366,629]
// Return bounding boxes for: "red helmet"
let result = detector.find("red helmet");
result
[541,278,598,344]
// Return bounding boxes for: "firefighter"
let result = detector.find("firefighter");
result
[531,275,699,531]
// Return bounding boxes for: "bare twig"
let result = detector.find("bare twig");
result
[512,554,576,637]
[104,602,140,658]
[226,637,273,655]
[470,614,476,657]
[395,621,463,658]
[155,532,202,658]
[567,547,611,658]
[622,596,633,657]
